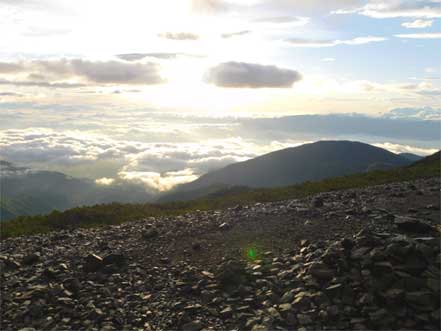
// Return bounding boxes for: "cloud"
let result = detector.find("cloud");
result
[116,53,203,61]
[221,30,251,38]
[158,32,200,40]
[1,110,439,192]
[285,36,387,47]
[0,62,24,73]
[0,92,22,97]
[119,169,198,192]
[253,16,310,26]
[95,177,115,185]
[401,19,433,28]
[0,79,86,88]
[383,107,441,120]
[0,59,165,86]
[205,61,302,88]
[395,32,441,39]
[69,59,164,84]
[321,58,336,62]
[191,0,228,14]
[0,128,258,191]
[373,142,439,156]
[334,1,441,18]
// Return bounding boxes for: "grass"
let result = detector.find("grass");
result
[1,159,439,239]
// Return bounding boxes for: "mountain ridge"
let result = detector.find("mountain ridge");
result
[160,140,412,202]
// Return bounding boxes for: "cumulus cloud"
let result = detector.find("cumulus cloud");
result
[334,1,441,18]
[0,59,165,87]
[395,32,441,39]
[70,59,164,84]
[205,61,302,88]
[158,32,200,40]
[401,19,433,28]
[285,36,386,47]
[221,30,251,38]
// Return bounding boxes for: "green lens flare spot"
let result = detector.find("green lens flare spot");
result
[247,248,256,260]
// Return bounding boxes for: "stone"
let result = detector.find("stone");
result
[217,260,248,291]
[22,253,40,265]
[103,253,126,267]
[83,253,103,272]
[311,197,324,208]
[182,321,203,331]
[394,216,433,233]
[220,306,233,318]
[219,222,231,230]
[251,325,268,331]
[309,262,334,280]
[297,313,312,325]
[405,291,434,311]
[280,290,295,303]
[142,228,159,239]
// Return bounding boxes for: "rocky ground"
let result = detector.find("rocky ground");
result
[1,177,440,331]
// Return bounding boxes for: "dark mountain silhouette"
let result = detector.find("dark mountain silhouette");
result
[413,150,440,166]
[160,141,412,202]
[0,164,152,221]
[398,153,423,162]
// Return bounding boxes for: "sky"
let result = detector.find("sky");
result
[0,0,440,192]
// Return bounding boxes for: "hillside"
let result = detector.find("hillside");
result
[0,164,153,221]
[1,176,439,330]
[2,150,438,238]
[160,141,412,202]
[398,152,423,162]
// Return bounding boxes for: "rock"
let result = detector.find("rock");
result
[83,253,103,272]
[142,228,159,239]
[217,260,248,291]
[1,257,21,270]
[311,197,324,208]
[219,222,231,230]
[103,253,126,267]
[220,306,233,318]
[309,262,334,280]
[278,303,292,313]
[297,313,312,325]
[394,216,433,233]
[405,291,435,311]
[63,278,81,294]
[182,321,204,331]
[22,253,40,265]
[251,325,269,331]
[280,290,295,303]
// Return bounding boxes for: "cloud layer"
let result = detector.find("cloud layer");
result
[334,1,441,18]
[0,59,165,87]
[285,36,387,47]
[205,62,302,88]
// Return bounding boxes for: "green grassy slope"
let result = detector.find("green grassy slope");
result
[1,152,439,239]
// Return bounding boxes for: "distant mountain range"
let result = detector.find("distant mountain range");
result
[0,161,152,221]
[0,141,429,220]
[159,141,417,202]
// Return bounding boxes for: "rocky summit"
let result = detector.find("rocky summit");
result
[1,178,440,331]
